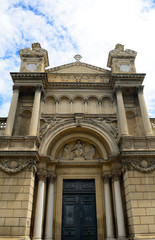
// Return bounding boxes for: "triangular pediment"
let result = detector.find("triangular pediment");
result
[46,61,110,74]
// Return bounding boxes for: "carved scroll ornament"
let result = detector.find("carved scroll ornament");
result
[0,158,37,174]
[122,158,155,173]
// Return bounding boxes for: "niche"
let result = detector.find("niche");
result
[126,110,137,136]
[18,110,31,136]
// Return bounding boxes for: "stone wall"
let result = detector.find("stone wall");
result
[0,169,35,240]
[124,170,155,239]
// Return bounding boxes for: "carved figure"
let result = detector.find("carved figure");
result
[40,117,59,137]
[62,144,72,160]
[72,140,85,158]
[85,145,95,160]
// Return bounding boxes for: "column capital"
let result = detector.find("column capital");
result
[55,98,59,103]
[47,173,57,183]
[112,170,122,181]
[13,85,21,92]
[115,85,122,93]
[101,174,111,183]
[37,169,47,183]
[136,85,144,93]
[35,84,43,92]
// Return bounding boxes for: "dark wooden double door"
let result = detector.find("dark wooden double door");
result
[62,180,97,240]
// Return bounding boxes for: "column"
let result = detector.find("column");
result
[113,172,126,239]
[70,100,73,113]
[29,85,42,136]
[44,174,57,240]
[84,100,88,113]
[33,170,47,240]
[102,175,115,240]
[4,85,20,136]
[56,100,59,113]
[137,86,153,136]
[115,86,128,136]
[99,100,102,114]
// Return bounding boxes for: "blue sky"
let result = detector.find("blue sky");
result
[0,0,155,117]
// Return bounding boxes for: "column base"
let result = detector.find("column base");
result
[32,238,42,240]
[106,237,116,240]
[117,237,128,240]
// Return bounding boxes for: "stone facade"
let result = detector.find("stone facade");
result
[0,43,155,240]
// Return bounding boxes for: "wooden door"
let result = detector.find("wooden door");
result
[62,180,97,240]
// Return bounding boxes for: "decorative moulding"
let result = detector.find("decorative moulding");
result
[122,158,155,173]
[0,158,37,174]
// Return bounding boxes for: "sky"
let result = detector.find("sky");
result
[0,0,155,117]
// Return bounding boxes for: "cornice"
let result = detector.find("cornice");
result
[111,73,145,80]
[10,72,48,82]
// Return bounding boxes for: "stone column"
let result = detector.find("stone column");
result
[44,174,57,240]
[33,170,47,240]
[56,100,59,113]
[115,86,128,136]
[29,85,42,136]
[84,100,88,113]
[70,100,73,113]
[4,85,20,136]
[102,175,115,240]
[113,172,126,239]
[99,100,102,114]
[137,86,153,136]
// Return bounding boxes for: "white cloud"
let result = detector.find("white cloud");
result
[0,0,155,117]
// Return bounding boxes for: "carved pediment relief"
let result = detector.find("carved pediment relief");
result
[56,139,101,160]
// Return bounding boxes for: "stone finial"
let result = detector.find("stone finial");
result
[115,44,124,51]
[107,43,137,73]
[19,42,49,72]
[32,42,41,49]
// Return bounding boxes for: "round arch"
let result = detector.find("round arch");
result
[39,121,119,159]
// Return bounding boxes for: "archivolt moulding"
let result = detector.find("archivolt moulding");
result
[39,120,119,159]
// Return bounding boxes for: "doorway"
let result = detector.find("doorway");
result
[62,179,97,240]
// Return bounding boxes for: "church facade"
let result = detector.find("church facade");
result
[0,43,155,240]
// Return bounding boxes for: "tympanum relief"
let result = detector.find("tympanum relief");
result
[57,140,100,160]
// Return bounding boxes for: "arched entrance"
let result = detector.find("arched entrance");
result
[38,122,120,240]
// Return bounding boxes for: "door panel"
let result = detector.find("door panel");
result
[62,180,97,240]
[62,195,78,240]
[80,195,97,240]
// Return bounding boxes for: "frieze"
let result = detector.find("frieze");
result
[122,158,155,173]
[0,158,37,174]
[48,74,110,83]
